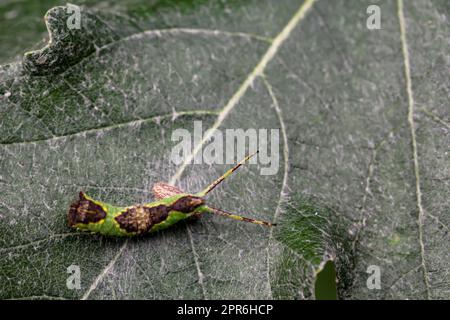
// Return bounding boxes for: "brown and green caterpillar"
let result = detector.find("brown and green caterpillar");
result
[68,152,275,236]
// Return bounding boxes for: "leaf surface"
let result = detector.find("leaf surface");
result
[0,0,448,299]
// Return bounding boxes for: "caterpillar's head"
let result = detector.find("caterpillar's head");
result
[68,192,107,228]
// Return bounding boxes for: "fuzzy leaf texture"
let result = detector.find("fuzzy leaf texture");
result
[0,0,448,299]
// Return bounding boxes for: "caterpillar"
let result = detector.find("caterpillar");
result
[68,152,275,237]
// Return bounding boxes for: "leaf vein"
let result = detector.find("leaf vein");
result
[261,76,290,299]
[170,0,317,184]
[398,0,431,299]
[78,0,317,300]
[1,110,219,146]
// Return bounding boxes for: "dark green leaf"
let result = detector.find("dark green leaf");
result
[0,0,448,299]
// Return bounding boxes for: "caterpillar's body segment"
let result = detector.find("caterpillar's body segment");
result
[68,192,207,236]
[68,152,275,237]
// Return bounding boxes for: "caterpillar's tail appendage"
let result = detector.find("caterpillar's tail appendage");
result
[150,152,275,228]
[197,151,259,197]
[208,206,275,227]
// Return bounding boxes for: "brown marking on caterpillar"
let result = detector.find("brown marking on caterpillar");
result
[153,184,207,219]
[115,195,205,234]
[115,205,169,234]
[170,196,205,213]
[152,183,202,219]
[68,192,106,226]
[152,182,183,200]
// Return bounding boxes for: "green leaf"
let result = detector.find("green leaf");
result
[0,0,448,300]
